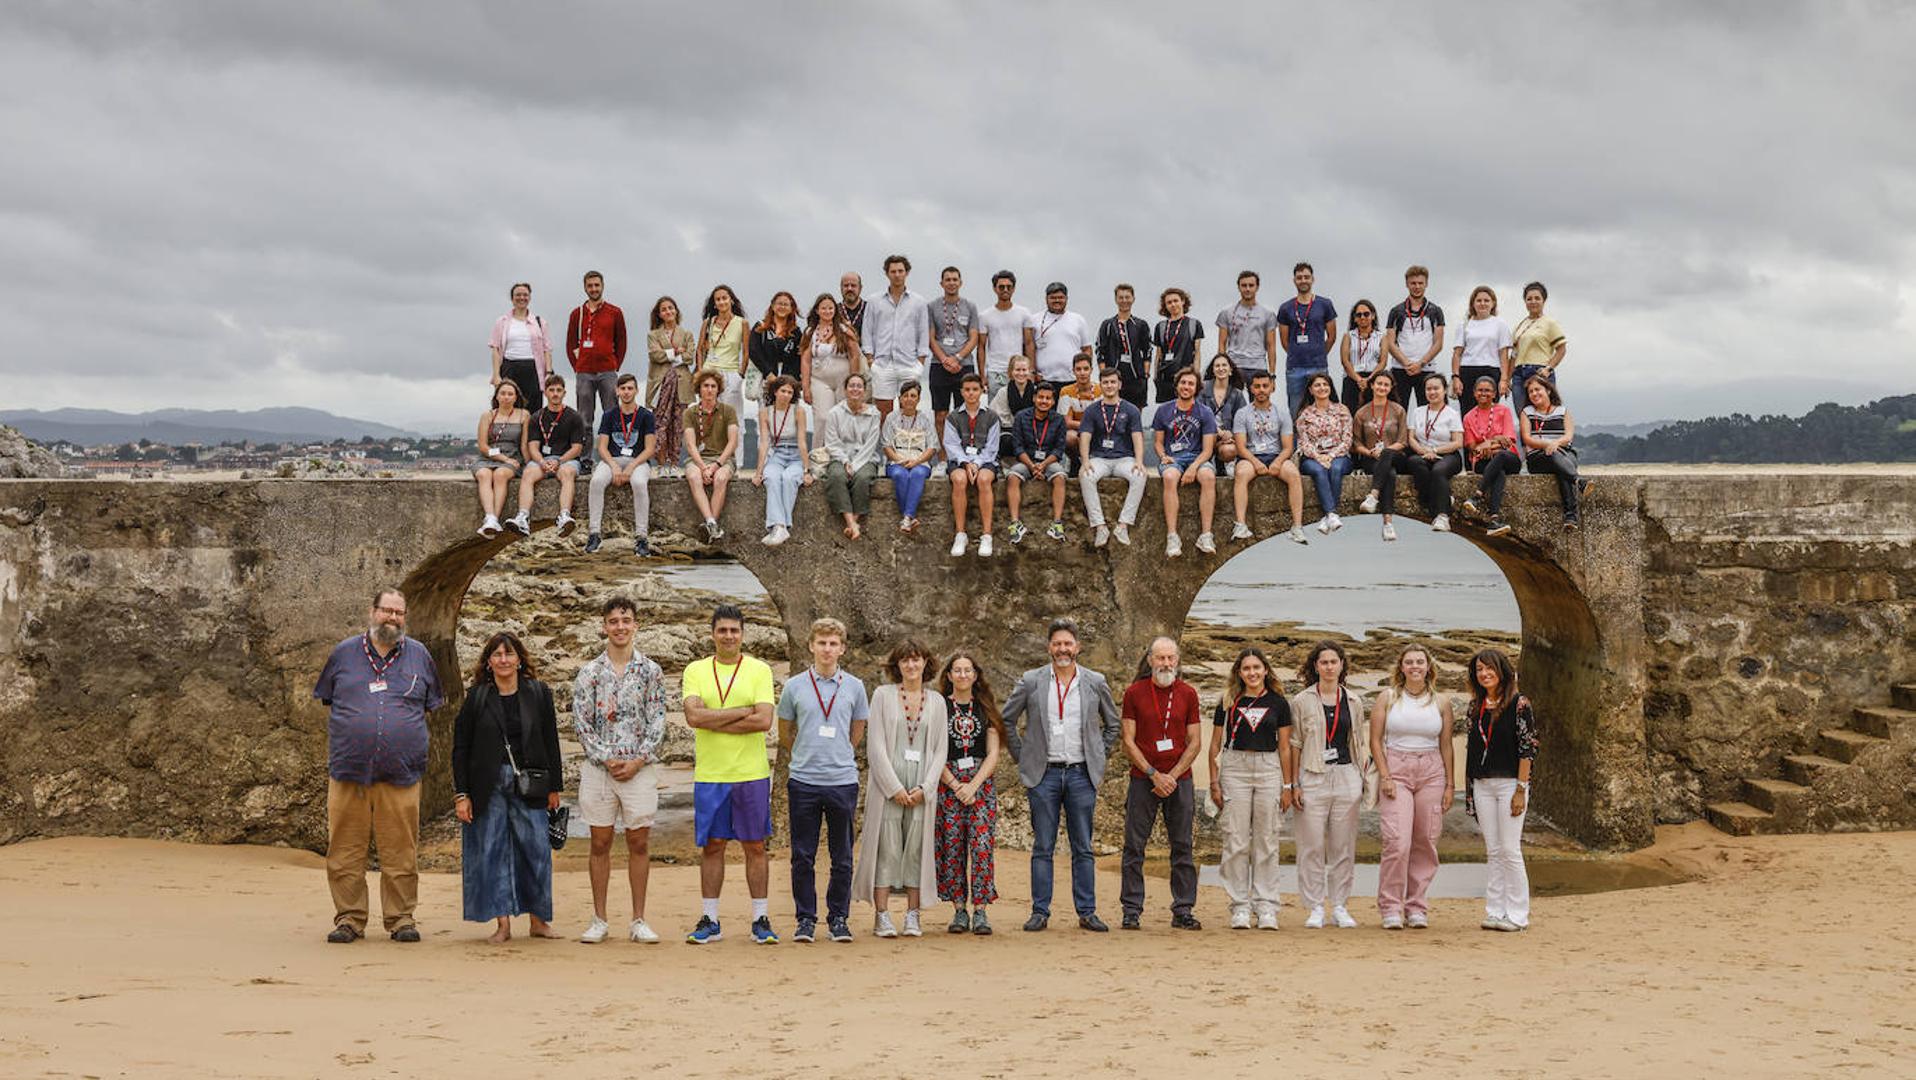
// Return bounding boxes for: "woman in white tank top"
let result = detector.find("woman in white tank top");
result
[1367,643,1456,930]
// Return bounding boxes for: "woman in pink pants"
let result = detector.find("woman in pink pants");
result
[1368,644,1456,929]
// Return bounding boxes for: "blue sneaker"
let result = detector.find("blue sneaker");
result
[686,916,722,944]
[751,916,779,944]
[792,917,816,943]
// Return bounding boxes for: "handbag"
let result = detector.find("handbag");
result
[490,685,551,803]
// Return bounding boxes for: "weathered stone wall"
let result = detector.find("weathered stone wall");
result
[1,470,1910,852]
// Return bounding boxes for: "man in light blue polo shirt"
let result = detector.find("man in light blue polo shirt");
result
[776,617,870,944]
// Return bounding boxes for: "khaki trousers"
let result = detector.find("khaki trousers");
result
[1217,749,1284,916]
[327,779,421,933]
[1295,763,1362,912]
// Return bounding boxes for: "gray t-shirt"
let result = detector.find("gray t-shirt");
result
[1216,303,1279,373]
[930,296,981,366]
[1232,401,1295,459]
[777,668,871,787]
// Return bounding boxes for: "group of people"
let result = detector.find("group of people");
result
[478,261,1586,552]
[315,589,1539,948]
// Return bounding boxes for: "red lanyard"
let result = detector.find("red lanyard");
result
[578,305,596,344]
[538,407,563,447]
[1033,413,1053,450]
[1153,683,1178,737]
[1476,699,1499,765]
[617,406,639,444]
[1294,296,1314,332]
[1171,403,1196,444]
[769,405,792,445]
[1054,669,1077,724]
[1354,331,1375,369]
[362,634,400,679]
[1116,318,1133,354]
[1039,312,1062,343]
[1422,405,1442,443]
[711,657,744,708]
[1099,402,1121,437]
[808,670,840,722]
[1322,690,1345,749]
[902,688,924,742]
[1161,317,1183,357]
[1403,298,1426,330]
[694,404,718,445]
[1227,692,1259,745]
[942,299,960,337]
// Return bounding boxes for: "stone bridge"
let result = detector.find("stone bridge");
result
[1,468,1911,852]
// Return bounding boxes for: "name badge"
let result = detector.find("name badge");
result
[1322,748,1340,764]
[581,337,594,349]
[943,337,959,348]
[618,447,634,457]
[368,680,388,694]
[956,756,976,770]
[1101,438,1114,449]
[904,748,923,763]
[542,444,556,456]
[1154,738,1174,752]
[1295,335,1309,345]
[818,725,837,739]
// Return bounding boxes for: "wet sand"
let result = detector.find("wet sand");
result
[1,825,1912,1077]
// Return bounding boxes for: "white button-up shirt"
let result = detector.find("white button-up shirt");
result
[862,288,931,368]
[1048,666,1085,765]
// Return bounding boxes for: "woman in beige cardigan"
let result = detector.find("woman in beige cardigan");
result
[852,640,950,939]
[1288,640,1377,929]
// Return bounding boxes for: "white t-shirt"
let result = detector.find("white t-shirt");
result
[503,317,535,360]
[1408,403,1464,450]
[1456,317,1512,368]
[1027,309,1093,383]
[979,303,1031,378]
[1382,689,1444,752]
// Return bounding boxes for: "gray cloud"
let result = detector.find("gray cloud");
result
[2,0,1911,430]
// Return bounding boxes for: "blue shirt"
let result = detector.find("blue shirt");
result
[1151,400,1218,460]
[313,635,445,786]
[596,405,657,457]
[1277,296,1337,370]
[777,667,870,787]
[1078,398,1144,460]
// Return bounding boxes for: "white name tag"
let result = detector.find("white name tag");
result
[618,447,633,457]
[542,444,556,456]
[1101,438,1114,449]
[1323,748,1340,764]
[818,725,837,739]
[1295,334,1309,344]
[581,338,594,348]
[904,748,922,763]
[956,756,976,770]
[368,680,387,694]
[1154,738,1174,752]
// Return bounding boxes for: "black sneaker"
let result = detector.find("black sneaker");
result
[1485,515,1513,537]
[634,535,651,558]
[1078,914,1110,933]
[792,918,817,943]
[390,925,420,943]
[1564,512,1581,531]
[827,916,853,943]
[584,532,603,554]
[1120,912,1141,931]
[1171,913,1203,931]
[326,923,361,944]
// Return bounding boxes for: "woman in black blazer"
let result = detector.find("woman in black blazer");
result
[452,631,564,943]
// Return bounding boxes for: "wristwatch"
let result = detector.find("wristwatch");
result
[1281,783,1295,791]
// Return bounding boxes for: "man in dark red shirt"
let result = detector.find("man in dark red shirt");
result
[1118,636,1203,930]
[567,270,629,431]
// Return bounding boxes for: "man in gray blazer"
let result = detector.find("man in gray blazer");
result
[1001,617,1123,931]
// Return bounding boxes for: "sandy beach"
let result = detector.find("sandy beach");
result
[1,825,1911,1078]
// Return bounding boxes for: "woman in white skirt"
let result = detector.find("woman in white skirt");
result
[1206,646,1294,930]
[1288,640,1376,929]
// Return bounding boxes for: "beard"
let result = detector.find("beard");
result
[1152,668,1176,687]
[371,622,403,647]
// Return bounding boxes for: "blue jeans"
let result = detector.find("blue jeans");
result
[1028,763,1099,917]
[1298,454,1352,514]
[886,462,932,518]
[787,780,858,922]
[762,446,804,529]
[461,765,553,923]
[1286,366,1328,416]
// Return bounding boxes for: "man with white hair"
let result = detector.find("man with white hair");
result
[1117,636,1203,931]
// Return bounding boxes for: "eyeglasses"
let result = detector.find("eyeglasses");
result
[375,606,408,617]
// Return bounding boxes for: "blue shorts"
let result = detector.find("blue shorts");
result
[694,778,772,846]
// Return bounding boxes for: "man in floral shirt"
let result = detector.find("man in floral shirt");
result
[572,595,668,944]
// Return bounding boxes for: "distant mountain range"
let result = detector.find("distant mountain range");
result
[1581,420,1677,438]
[0,408,421,446]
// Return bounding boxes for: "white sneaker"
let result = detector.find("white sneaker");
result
[1480,915,1506,931]
[1093,524,1110,548]
[555,511,576,537]
[1231,521,1253,540]
[580,917,609,944]
[1289,526,1309,545]
[1382,522,1398,542]
[1381,913,1405,930]
[1432,513,1451,533]
[1257,909,1280,931]
[1325,512,1344,533]
[506,510,532,535]
[629,918,659,943]
[875,912,898,939]
[978,534,993,557]
[950,532,969,557]
[1360,491,1379,514]
[1406,911,1429,929]
[478,515,501,538]
[1165,532,1182,557]
[1304,906,1326,929]
[1113,523,1131,546]
[1229,908,1252,930]
[1332,906,1358,929]
[761,527,781,547]
[902,910,922,937]
[1195,531,1216,554]
[773,524,790,545]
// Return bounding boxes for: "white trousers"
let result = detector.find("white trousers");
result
[588,462,651,535]
[1217,749,1284,916]
[1079,456,1146,527]
[1473,778,1530,926]
[1295,763,1362,912]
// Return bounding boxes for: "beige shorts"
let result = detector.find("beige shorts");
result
[578,762,660,830]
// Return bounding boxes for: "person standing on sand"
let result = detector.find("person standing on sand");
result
[1208,646,1293,930]
[572,596,669,945]
[451,631,564,943]
[1000,618,1122,933]
[1369,643,1455,930]
[777,618,870,945]
[1117,637,1204,931]
[682,604,780,945]
[934,649,1003,935]
[1288,640,1376,930]
[312,588,444,944]
[852,640,949,940]
[1465,648,1537,932]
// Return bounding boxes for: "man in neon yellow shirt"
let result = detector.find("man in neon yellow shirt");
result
[682,604,779,944]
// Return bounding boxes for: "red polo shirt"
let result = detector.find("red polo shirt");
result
[1122,678,1201,778]
[567,302,628,374]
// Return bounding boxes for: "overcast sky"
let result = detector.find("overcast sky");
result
[3,0,1911,432]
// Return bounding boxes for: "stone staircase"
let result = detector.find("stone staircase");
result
[1706,682,1916,836]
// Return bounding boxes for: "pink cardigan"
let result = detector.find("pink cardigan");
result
[490,313,553,386]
